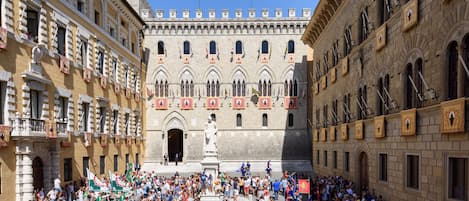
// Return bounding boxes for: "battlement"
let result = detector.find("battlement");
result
[139,8,312,19]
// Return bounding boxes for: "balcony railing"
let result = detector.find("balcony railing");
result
[11,116,67,139]
[56,121,68,134]
[11,117,46,137]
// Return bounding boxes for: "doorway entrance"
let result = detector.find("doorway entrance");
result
[167,129,183,162]
[359,152,369,189]
[32,157,44,191]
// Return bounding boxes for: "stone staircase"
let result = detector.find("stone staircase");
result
[142,160,312,177]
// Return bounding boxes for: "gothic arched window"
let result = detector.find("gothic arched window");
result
[157,41,165,55]
[288,113,294,127]
[261,40,269,54]
[183,41,191,55]
[236,114,242,127]
[262,113,268,127]
[447,41,459,100]
[209,41,217,55]
[235,41,243,55]
[288,40,295,54]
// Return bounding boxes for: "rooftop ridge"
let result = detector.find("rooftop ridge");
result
[139,8,312,19]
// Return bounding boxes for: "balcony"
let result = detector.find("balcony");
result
[11,116,67,139]
[56,121,68,135]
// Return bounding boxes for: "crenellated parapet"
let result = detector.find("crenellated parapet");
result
[140,8,311,19]
[143,8,311,36]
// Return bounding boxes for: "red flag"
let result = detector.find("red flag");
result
[298,179,310,194]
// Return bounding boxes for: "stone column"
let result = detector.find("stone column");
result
[16,142,34,201]
[48,142,60,191]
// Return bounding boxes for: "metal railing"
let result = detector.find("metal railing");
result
[56,122,68,134]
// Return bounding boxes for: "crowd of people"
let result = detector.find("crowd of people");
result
[310,176,384,201]
[33,166,311,201]
[33,165,385,201]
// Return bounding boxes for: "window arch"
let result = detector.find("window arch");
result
[262,113,268,127]
[183,41,191,55]
[357,85,367,120]
[294,80,298,96]
[207,80,220,97]
[404,64,414,109]
[447,41,459,100]
[284,79,298,97]
[343,26,353,56]
[235,41,243,55]
[463,35,469,97]
[415,59,423,108]
[358,7,370,43]
[288,113,294,127]
[261,40,269,54]
[209,41,217,54]
[404,59,424,109]
[377,74,390,115]
[287,40,295,54]
[180,80,194,97]
[236,113,242,127]
[232,80,246,97]
[332,99,338,125]
[377,0,392,26]
[258,80,271,96]
[157,41,165,55]
[155,80,168,97]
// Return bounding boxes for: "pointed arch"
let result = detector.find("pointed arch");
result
[162,111,189,133]
[231,65,249,81]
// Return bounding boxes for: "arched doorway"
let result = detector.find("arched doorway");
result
[167,129,183,162]
[32,157,44,191]
[359,152,369,189]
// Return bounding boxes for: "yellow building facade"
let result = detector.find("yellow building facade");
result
[0,0,146,200]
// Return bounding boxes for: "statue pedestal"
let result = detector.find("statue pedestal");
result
[200,152,219,200]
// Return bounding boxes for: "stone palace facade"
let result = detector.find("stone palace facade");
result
[135,6,313,174]
[0,0,146,200]
[303,0,469,200]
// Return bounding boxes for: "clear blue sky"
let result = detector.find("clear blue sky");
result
[148,0,319,18]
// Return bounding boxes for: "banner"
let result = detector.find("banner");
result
[298,179,310,194]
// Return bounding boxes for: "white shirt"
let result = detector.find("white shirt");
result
[54,178,61,189]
